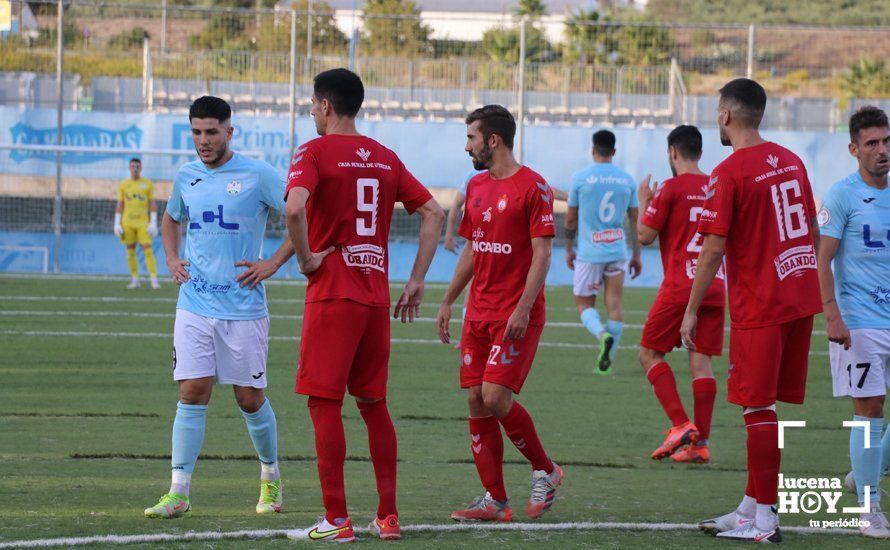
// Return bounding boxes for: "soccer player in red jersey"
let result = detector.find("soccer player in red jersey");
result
[637,125,725,464]
[680,79,822,543]
[283,69,444,542]
[436,105,563,522]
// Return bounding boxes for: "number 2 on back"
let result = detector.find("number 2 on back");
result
[356,178,379,236]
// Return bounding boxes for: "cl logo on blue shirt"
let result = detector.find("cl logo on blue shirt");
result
[187,205,240,230]
[863,225,888,249]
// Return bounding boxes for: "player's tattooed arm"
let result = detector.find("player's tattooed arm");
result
[816,235,851,349]
[564,206,578,270]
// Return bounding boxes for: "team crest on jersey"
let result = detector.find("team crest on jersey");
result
[356,148,372,162]
[766,154,780,169]
[817,207,830,226]
[497,195,508,212]
[482,207,493,223]
[226,180,242,196]
[463,352,472,366]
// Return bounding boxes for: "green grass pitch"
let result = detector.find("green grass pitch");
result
[0,274,884,548]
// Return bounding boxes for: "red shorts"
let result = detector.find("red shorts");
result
[641,301,725,357]
[296,299,390,401]
[727,315,814,407]
[460,320,544,394]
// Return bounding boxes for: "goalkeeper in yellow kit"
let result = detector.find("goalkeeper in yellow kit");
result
[114,158,160,289]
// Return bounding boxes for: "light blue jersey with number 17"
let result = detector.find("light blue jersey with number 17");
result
[818,171,890,330]
[166,153,285,321]
[568,162,638,263]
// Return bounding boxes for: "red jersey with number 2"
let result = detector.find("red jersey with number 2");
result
[697,142,821,328]
[285,134,432,307]
[641,173,726,307]
[458,166,555,326]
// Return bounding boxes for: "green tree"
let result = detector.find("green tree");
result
[840,58,890,99]
[362,0,431,56]
[254,1,347,53]
[188,13,251,50]
[516,0,547,17]
[563,9,614,64]
[481,24,548,64]
[108,27,150,51]
[616,23,673,65]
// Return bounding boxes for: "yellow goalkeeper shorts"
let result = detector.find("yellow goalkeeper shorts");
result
[121,224,152,246]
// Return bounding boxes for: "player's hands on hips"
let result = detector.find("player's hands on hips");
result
[444,234,459,254]
[680,310,697,351]
[436,302,452,344]
[826,315,852,350]
[629,255,642,279]
[566,249,576,270]
[394,278,424,323]
[113,223,123,238]
[167,258,190,285]
[235,258,279,290]
[147,223,158,238]
[504,305,530,341]
[298,246,335,276]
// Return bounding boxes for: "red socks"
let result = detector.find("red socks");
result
[308,396,348,522]
[468,416,507,501]
[692,377,717,442]
[647,362,690,427]
[357,399,398,519]
[498,402,552,473]
[745,409,780,505]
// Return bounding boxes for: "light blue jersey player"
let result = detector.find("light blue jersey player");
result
[817,106,890,538]
[565,130,642,374]
[145,96,294,520]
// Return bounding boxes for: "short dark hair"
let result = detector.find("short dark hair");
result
[189,96,231,123]
[465,105,516,149]
[314,68,364,118]
[667,125,703,161]
[849,106,889,144]
[592,129,616,156]
[719,78,767,128]
[129,157,141,165]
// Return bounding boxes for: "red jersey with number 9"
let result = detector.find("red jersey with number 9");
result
[285,134,432,307]
[697,141,822,328]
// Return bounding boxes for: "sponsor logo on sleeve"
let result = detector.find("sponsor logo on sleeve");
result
[774,245,817,280]
[817,207,830,226]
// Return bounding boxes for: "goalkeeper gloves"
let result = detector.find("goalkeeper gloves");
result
[114,213,123,237]
[148,211,158,238]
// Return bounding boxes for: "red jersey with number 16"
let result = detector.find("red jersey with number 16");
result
[458,166,555,326]
[285,134,432,307]
[697,141,822,328]
[640,173,726,307]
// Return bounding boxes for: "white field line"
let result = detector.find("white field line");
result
[0,309,645,329]
[0,294,652,314]
[0,329,832,355]
[0,521,860,548]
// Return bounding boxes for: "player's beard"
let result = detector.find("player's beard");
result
[198,144,227,167]
[718,125,731,146]
[669,158,677,177]
[470,144,492,170]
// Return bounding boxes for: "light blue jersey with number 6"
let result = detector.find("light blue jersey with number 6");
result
[568,162,638,263]
[166,153,285,320]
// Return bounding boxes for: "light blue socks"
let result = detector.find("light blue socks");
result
[170,402,208,495]
[605,320,624,360]
[850,415,883,505]
[580,308,604,340]
[242,398,280,480]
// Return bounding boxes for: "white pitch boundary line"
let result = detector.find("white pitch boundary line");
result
[0,521,860,548]
[0,295,653,315]
[0,329,832,355]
